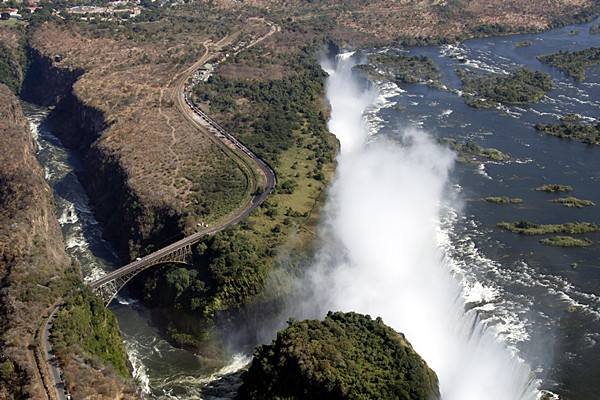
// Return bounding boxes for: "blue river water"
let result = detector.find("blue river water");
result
[25,17,600,400]
[363,17,600,400]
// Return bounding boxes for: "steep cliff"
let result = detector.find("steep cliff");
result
[0,84,135,399]
[24,23,250,262]
[21,46,82,107]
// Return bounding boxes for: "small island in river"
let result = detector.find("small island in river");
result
[535,114,600,145]
[457,68,552,108]
[497,221,598,235]
[443,138,510,162]
[357,53,441,87]
[537,47,600,82]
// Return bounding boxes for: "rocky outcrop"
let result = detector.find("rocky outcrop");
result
[237,312,441,400]
[0,84,137,399]
[21,46,182,261]
[0,83,70,399]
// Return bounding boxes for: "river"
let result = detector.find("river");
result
[25,16,600,400]
[353,17,600,399]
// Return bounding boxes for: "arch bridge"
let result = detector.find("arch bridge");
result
[89,96,276,306]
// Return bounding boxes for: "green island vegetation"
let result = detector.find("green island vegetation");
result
[537,47,600,82]
[457,68,552,108]
[515,41,532,48]
[540,236,593,247]
[567,29,579,36]
[535,113,600,145]
[550,196,595,208]
[485,196,523,204]
[535,183,573,193]
[142,47,338,347]
[497,221,598,235]
[443,138,510,162]
[236,312,440,400]
[356,53,441,87]
[51,288,130,377]
[590,24,600,34]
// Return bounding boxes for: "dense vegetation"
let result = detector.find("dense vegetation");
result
[550,197,595,208]
[538,47,600,82]
[540,236,593,247]
[51,289,130,377]
[142,48,337,347]
[357,53,441,87]
[497,221,598,235]
[192,54,334,168]
[535,184,573,193]
[485,196,523,204]
[443,138,510,162]
[457,68,552,108]
[535,114,600,145]
[590,24,600,34]
[237,312,440,400]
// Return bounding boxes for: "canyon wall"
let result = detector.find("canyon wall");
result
[0,84,135,399]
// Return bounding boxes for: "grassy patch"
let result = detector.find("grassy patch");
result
[550,197,595,208]
[540,236,593,247]
[458,68,552,108]
[538,47,600,82]
[535,113,600,145]
[497,221,598,235]
[485,196,523,204]
[535,184,573,193]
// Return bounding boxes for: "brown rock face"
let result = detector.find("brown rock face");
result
[0,84,136,400]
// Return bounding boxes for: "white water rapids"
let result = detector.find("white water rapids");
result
[303,53,540,400]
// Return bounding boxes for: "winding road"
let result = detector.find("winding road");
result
[38,21,279,399]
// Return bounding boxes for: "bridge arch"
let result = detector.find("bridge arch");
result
[90,244,194,306]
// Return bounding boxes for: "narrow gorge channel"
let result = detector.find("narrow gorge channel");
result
[24,103,246,398]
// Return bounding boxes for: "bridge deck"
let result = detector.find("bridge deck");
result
[89,90,276,291]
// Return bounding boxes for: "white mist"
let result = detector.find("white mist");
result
[309,54,539,400]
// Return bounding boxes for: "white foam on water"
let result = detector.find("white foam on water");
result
[476,163,493,180]
[310,53,541,400]
[126,342,152,395]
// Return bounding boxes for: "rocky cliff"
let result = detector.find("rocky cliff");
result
[0,84,135,399]
[21,44,184,261]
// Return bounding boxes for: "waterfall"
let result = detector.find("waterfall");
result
[302,52,540,400]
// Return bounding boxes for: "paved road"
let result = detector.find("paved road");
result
[42,21,279,398]
[41,304,68,400]
[90,23,278,293]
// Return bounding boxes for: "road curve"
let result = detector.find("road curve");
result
[90,24,277,293]
[43,23,278,398]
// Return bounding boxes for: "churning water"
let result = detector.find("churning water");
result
[24,15,600,399]
[306,53,539,400]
